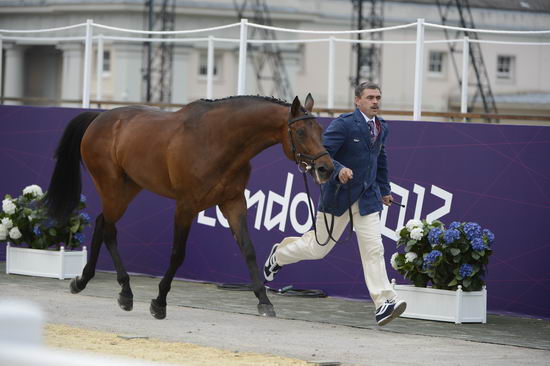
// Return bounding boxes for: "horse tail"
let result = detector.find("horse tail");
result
[44,111,100,223]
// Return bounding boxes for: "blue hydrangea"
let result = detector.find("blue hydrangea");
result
[74,233,85,243]
[80,194,87,203]
[33,226,41,236]
[444,228,461,245]
[459,263,474,278]
[448,221,461,230]
[463,222,482,241]
[79,212,91,223]
[483,229,495,244]
[471,237,485,251]
[428,228,443,246]
[28,199,39,209]
[422,249,442,270]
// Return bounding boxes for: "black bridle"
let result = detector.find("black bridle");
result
[287,114,329,176]
[287,113,354,246]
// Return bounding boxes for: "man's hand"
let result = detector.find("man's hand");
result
[382,195,393,206]
[338,167,354,184]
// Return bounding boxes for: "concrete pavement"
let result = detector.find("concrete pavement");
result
[1,262,549,365]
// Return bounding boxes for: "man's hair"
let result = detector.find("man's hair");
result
[355,82,381,97]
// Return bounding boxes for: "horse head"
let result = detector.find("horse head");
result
[286,93,334,184]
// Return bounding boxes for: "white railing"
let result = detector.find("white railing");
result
[1,19,549,119]
[0,299,170,366]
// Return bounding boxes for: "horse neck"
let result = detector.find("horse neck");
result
[220,103,288,160]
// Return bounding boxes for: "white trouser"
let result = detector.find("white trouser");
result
[274,202,396,310]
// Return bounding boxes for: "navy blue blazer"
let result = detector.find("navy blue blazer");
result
[318,108,391,216]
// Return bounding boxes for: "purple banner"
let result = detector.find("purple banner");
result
[1,105,549,319]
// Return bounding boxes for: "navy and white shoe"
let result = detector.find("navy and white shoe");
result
[263,244,281,282]
[375,298,407,326]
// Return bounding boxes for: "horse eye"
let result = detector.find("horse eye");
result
[296,128,305,138]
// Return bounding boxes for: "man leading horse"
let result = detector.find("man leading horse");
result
[264,82,407,326]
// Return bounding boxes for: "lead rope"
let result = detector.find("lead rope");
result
[300,171,355,246]
[287,113,354,246]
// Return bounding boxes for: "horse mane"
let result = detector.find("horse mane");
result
[199,95,291,107]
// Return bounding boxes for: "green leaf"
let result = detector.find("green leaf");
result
[405,240,417,252]
[472,252,480,260]
[48,228,57,236]
[450,248,461,256]
[463,277,472,288]
[70,221,80,233]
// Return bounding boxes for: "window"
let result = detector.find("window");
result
[428,51,445,74]
[102,50,111,74]
[199,53,218,77]
[497,55,514,80]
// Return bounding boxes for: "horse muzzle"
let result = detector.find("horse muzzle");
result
[314,162,334,184]
[296,153,334,184]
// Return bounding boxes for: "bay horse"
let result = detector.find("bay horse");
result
[44,94,334,318]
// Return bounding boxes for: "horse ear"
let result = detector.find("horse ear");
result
[290,96,301,116]
[304,93,314,113]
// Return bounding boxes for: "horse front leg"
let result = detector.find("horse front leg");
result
[220,196,275,317]
[150,207,192,319]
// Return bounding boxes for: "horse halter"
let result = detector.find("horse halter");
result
[287,113,329,176]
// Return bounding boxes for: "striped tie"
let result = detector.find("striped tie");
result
[368,118,376,142]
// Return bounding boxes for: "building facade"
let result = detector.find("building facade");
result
[1,0,549,116]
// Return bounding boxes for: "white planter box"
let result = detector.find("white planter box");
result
[6,243,87,280]
[392,280,487,324]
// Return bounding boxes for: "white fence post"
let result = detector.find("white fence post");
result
[237,18,248,95]
[413,18,425,121]
[207,35,214,99]
[82,19,93,108]
[461,36,470,120]
[327,36,335,109]
[96,34,104,103]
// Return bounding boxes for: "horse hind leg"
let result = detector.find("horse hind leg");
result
[70,214,131,312]
[102,219,134,311]
[70,213,105,294]
[220,196,275,317]
[79,171,141,311]
[150,204,193,320]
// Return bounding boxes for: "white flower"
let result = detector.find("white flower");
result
[0,225,7,240]
[23,184,43,197]
[410,227,424,240]
[1,217,13,229]
[2,199,16,215]
[390,252,399,270]
[405,219,423,231]
[405,252,418,263]
[8,227,22,240]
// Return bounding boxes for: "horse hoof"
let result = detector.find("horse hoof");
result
[258,304,276,317]
[118,294,133,311]
[150,299,166,319]
[69,277,84,294]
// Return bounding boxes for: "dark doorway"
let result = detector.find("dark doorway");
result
[24,45,62,105]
